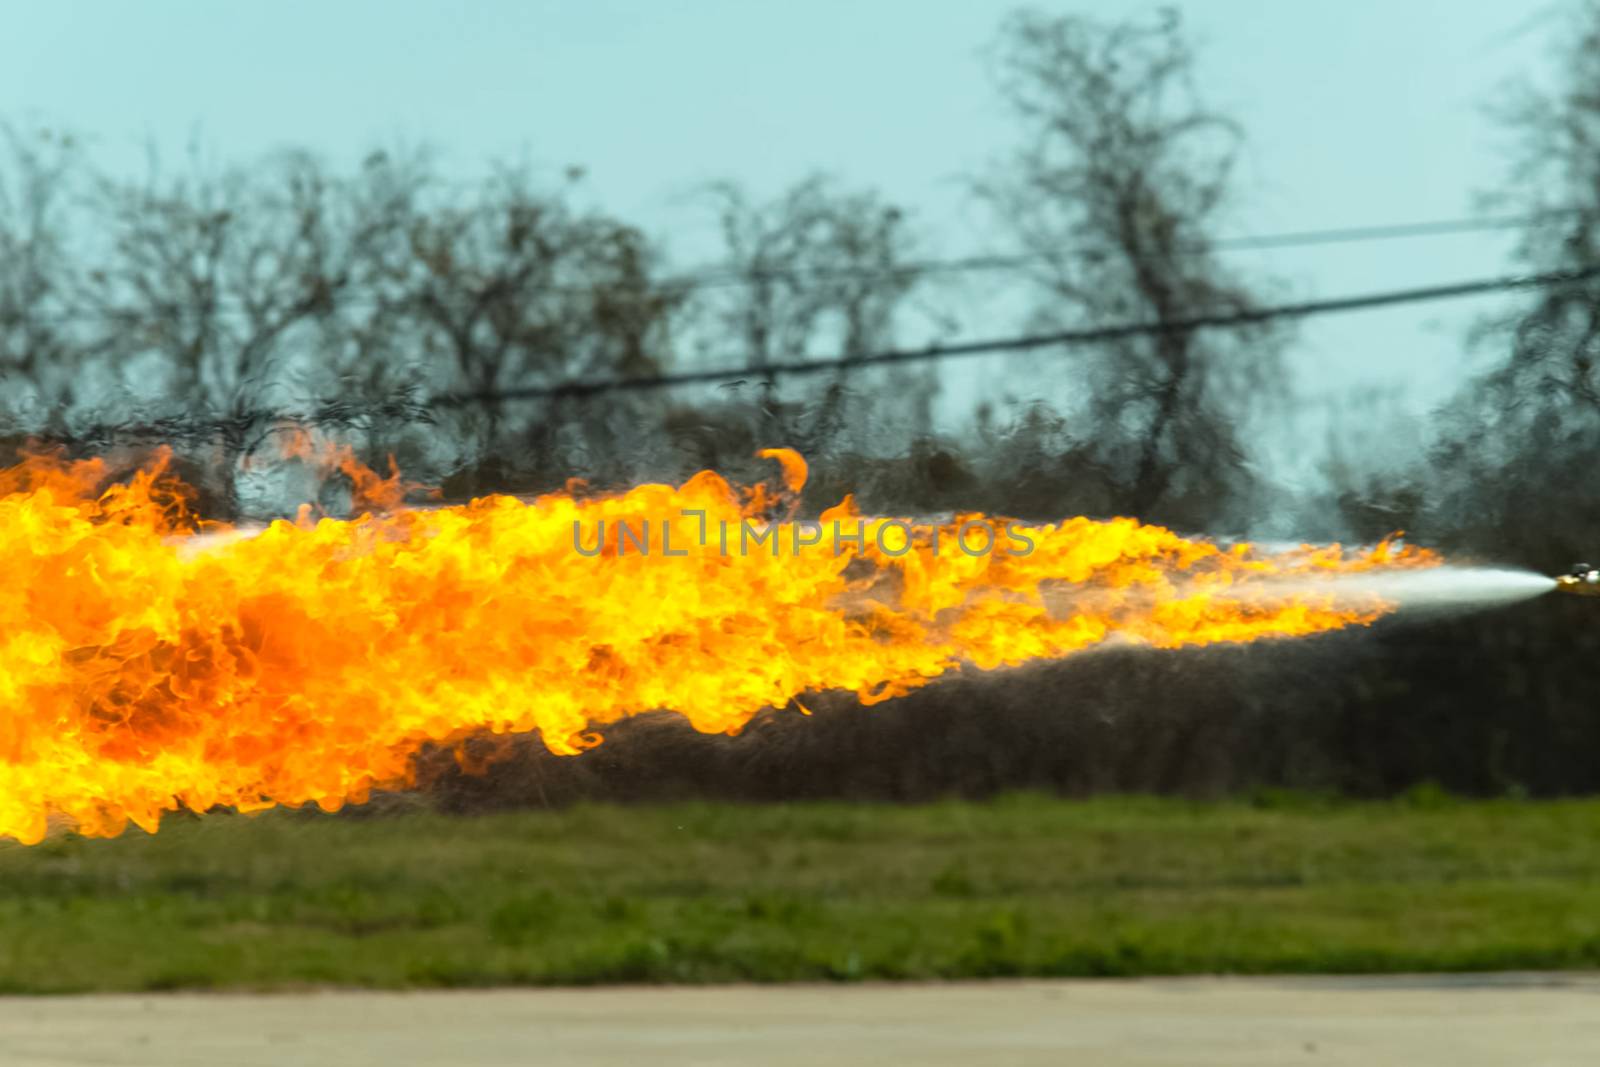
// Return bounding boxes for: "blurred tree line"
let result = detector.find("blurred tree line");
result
[5,5,1600,801]
[0,9,1275,529]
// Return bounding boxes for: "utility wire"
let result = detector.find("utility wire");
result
[21,263,1596,447]
[438,264,1600,404]
[669,210,1574,289]
[6,210,1577,322]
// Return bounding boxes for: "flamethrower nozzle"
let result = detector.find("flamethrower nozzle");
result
[1555,563,1600,597]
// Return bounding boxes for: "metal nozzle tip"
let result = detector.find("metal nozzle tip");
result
[1556,565,1600,596]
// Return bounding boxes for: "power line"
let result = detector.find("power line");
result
[437,264,1600,404]
[667,210,1575,289]
[1209,211,1562,253]
[5,210,1577,323]
[19,263,1595,449]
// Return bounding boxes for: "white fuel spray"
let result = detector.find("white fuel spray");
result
[1257,566,1555,616]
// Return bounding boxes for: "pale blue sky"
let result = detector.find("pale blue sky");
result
[0,0,1562,482]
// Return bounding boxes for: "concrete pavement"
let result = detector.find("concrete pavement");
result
[2,974,1597,1066]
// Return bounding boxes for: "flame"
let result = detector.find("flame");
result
[0,446,1437,844]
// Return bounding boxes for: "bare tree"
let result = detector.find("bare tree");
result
[358,163,680,470]
[0,125,85,422]
[680,175,933,462]
[979,9,1284,527]
[1429,0,1600,562]
[78,146,362,417]
[696,175,919,365]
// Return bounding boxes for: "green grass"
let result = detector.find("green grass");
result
[4,792,1600,991]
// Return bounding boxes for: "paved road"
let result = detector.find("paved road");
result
[2,975,1598,1066]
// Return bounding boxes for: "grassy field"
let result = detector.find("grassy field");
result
[3,792,1600,992]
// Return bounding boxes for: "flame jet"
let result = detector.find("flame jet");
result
[0,447,1439,844]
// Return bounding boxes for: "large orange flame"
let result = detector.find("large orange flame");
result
[0,446,1436,844]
